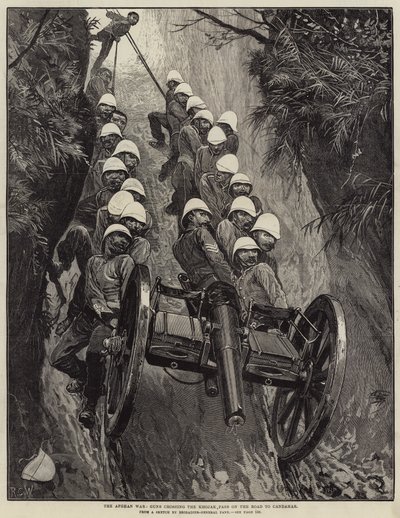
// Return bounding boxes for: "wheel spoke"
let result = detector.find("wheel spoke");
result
[312,367,328,382]
[278,390,297,425]
[314,323,330,366]
[304,396,313,430]
[284,398,303,446]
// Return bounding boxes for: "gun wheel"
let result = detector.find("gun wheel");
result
[104,265,151,439]
[271,295,347,462]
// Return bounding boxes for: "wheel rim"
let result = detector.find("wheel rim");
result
[271,295,346,462]
[104,265,150,439]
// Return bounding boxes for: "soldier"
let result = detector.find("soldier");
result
[216,196,257,266]
[216,111,239,155]
[111,139,141,178]
[199,153,238,229]
[75,157,129,231]
[173,199,233,290]
[159,82,193,182]
[95,94,117,131]
[120,178,152,235]
[78,224,135,428]
[232,237,287,319]
[119,202,151,265]
[250,213,282,278]
[193,126,228,191]
[186,95,207,119]
[86,68,112,107]
[148,70,184,149]
[166,109,214,215]
[92,191,135,254]
[110,110,128,134]
[222,173,263,219]
[90,11,139,76]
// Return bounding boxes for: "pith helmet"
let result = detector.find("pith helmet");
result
[217,111,238,132]
[181,198,212,227]
[101,224,131,249]
[97,93,117,108]
[186,96,207,111]
[229,173,252,194]
[21,449,56,483]
[193,109,214,125]
[121,178,146,198]
[232,236,260,263]
[207,127,227,145]
[228,196,257,218]
[107,191,134,217]
[100,122,122,138]
[119,202,147,224]
[216,154,239,174]
[102,157,128,177]
[112,139,141,162]
[174,82,193,97]
[167,70,184,84]
[251,213,281,240]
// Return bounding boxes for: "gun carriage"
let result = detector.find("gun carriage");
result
[103,265,346,463]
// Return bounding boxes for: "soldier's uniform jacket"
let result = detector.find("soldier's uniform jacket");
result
[85,254,135,318]
[199,174,231,229]
[92,206,152,255]
[235,263,288,314]
[177,124,202,170]
[193,146,227,190]
[103,11,134,38]
[216,219,249,266]
[173,224,233,290]
[226,134,239,155]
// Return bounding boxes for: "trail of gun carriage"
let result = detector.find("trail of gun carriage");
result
[8,8,392,500]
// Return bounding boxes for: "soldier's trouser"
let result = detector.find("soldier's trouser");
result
[160,133,179,179]
[84,324,113,407]
[148,112,169,143]
[56,226,93,319]
[49,308,98,381]
[171,162,197,213]
[91,31,115,77]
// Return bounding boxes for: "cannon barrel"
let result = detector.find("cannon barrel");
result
[210,304,246,427]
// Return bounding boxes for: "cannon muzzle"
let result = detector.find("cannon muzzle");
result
[210,304,246,427]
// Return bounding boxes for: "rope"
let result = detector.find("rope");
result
[112,40,118,93]
[109,8,166,99]
[163,368,204,385]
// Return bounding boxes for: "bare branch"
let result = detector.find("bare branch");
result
[193,8,272,45]
[171,17,205,33]
[9,10,50,69]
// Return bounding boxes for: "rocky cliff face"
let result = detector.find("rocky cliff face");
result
[35,9,392,500]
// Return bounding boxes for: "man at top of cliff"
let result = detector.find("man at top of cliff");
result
[90,11,140,77]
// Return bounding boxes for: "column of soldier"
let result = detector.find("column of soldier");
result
[48,69,287,429]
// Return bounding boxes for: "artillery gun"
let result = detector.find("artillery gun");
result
[103,265,346,463]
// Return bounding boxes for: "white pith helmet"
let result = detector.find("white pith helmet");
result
[186,96,207,112]
[97,93,117,108]
[119,201,147,224]
[216,154,239,174]
[121,178,146,198]
[174,82,193,97]
[167,70,184,84]
[107,191,134,217]
[100,122,122,138]
[101,224,132,248]
[229,173,252,191]
[181,198,212,227]
[228,196,257,218]
[192,109,214,125]
[207,126,227,145]
[112,139,141,162]
[102,157,128,176]
[21,448,56,483]
[232,237,260,263]
[251,213,281,240]
[217,111,238,132]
